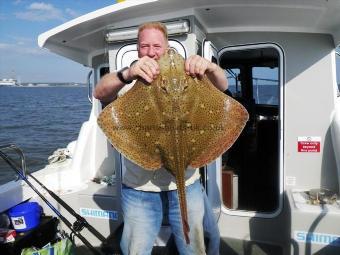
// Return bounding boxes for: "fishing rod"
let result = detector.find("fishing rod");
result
[27,173,108,243]
[0,149,105,255]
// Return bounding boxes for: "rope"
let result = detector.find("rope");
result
[48,148,71,164]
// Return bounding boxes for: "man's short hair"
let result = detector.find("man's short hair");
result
[137,21,168,42]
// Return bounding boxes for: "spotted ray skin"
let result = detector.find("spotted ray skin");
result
[97,49,249,244]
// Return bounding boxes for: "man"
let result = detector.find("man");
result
[94,22,227,255]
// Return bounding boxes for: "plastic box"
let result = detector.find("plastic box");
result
[8,202,42,232]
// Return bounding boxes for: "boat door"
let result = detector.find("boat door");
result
[202,40,222,220]
[202,41,284,218]
[218,43,283,215]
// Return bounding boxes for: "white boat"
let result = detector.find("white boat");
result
[0,78,17,86]
[1,0,340,254]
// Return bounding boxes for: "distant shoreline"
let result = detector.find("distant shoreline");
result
[0,83,86,88]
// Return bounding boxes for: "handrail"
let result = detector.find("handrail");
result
[87,70,93,104]
[0,144,27,179]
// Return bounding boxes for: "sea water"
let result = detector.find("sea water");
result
[0,86,91,184]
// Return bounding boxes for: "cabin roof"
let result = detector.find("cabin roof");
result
[38,0,340,66]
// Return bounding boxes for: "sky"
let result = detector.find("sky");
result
[0,0,117,83]
[0,1,339,84]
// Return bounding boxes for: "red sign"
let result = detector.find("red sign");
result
[297,137,321,152]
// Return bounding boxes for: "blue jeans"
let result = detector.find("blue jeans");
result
[203,191,220,255]
[120,180,218,255]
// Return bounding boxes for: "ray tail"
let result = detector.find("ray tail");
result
[175,168,190,244]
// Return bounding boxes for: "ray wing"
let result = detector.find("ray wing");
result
[179,77,249,168]
[97,80,171,170]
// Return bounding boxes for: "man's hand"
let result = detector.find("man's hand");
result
[185,55,217,79]
[128,56,160,83]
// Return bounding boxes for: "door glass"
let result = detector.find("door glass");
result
[252,67,279,105]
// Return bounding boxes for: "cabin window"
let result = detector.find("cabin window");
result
[227,68,242,97]
[219,44,282,214]
[116,40,186,70]
[336,47,340,93]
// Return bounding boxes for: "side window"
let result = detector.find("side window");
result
[117,44,138,70]
[116,41,186,70]
[336,47,340,93]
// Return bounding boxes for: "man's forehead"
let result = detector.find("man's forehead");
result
[139,28,166,41]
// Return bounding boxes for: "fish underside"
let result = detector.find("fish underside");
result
[97,49,249,244]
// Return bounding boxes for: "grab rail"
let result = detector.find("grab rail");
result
[0,144,27,179]
[87,70,93,104]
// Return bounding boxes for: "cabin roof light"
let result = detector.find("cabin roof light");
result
[105,20,190,43]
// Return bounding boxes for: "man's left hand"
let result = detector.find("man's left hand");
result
[184,55,217,79]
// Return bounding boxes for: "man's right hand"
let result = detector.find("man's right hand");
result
[128,56,160,83]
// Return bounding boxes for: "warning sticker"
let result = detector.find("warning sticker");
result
[297,136,321,153]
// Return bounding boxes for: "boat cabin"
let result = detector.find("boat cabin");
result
[1,1,340,254]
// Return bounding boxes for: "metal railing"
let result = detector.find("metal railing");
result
[0,144,27,179]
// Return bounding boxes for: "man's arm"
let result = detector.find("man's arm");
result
[93,56,160,103]
[185,55,228,92]
[93,71,127,103]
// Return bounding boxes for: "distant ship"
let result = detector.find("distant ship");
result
[0,78,17,86]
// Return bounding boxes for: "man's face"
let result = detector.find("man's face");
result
[138,28,168,60]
